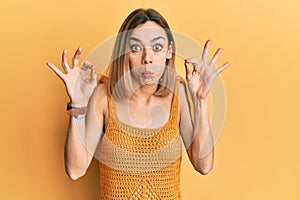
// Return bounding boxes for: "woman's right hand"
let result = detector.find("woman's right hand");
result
[47,47,97,107]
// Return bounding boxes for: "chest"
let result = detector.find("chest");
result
[118,101,171,128]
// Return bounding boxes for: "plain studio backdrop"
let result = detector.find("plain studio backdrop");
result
[0,0,299,199]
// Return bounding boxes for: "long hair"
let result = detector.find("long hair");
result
[99,8,176,100]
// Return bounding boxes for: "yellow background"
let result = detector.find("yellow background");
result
[1,0,299,199]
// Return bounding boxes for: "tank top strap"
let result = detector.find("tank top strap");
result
[169,75,182,115]
[173,75,182,96]
[106,93,113,113]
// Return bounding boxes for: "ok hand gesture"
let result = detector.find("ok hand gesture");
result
[184,40,230,101]
[46,47,97,107]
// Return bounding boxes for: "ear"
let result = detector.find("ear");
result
[166,41,173,59]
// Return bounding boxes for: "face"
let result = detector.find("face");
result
[128,21,172,86]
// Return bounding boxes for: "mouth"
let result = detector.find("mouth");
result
[143,71,154,78]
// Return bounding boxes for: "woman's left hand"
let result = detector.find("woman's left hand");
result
[184,40,230,101]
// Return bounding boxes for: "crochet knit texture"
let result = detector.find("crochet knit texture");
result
[98,77,183,200]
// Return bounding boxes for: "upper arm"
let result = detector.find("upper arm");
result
[178,81,194,160]
[85,83,107,164]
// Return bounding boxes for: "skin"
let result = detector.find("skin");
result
[128,21,172,87]
[118,21,173,128]
[46,21,230,179]
[182,40,230,174]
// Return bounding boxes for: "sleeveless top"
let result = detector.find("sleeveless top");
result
[98,77,183,200]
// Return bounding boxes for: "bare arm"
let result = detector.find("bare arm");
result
[64,85,104,180]
[180,40,230,175]
[47,47,103,180]
[178,82,214,175]
[191,95,214,175]
[64,114,88,180]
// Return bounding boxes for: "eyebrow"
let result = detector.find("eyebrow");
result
[129,36,165,43]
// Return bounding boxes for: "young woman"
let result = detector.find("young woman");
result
[47,8,229,200]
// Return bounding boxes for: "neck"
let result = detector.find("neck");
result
[130,84,158,103]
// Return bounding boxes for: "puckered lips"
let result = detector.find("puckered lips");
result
[143,71,154,78]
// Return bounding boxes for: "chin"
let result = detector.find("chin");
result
[141,77,158,85]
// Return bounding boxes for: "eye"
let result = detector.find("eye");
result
[130,44,142,52]
[153,44,163,52]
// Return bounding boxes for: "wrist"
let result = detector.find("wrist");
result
[192,96,209,110]
[190,93,208,104]
[198,97,208,104]
[69,101,88,108]
[66,102,87,116]
[71,114,86,119]
[67,101,87,109]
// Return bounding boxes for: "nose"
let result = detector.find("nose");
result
[142,47,153,65]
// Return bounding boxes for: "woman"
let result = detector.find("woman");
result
[47,8,229,200]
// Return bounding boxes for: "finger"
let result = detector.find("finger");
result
[72,47,83,68]
[61,49,71,72]
[216,62,230,74]
[211,62,230,79]
[81,60,93,71]
[184,60,193,81]
[202,40,211,64]
[209,48,222,68]
[46,62,65,80]
[185,57,201,71]
[80,61,96,83]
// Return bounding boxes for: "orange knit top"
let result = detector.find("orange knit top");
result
[98,77,183,200]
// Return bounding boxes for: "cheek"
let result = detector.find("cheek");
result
[152,64,166,76]
[154,52,169,63]
[129,53,142,68]
[155,57,168,68]
[128,55,137,68]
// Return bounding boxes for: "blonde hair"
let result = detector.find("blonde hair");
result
[99,8,176,100]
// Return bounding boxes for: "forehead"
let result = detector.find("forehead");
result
[129,21,167,41]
